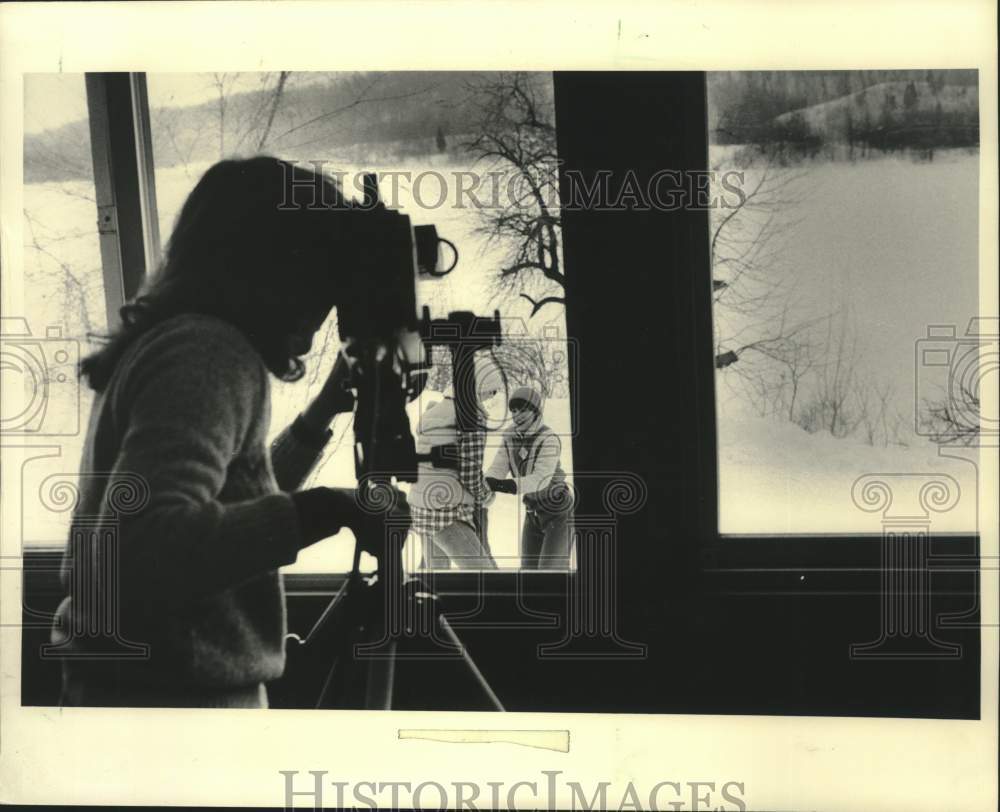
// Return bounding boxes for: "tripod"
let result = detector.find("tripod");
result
[289,335,504,711]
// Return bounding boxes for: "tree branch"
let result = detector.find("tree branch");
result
[519,293,566,317]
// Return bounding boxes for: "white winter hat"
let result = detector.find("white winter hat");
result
[509,385,543,414]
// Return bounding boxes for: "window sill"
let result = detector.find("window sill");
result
[284,568,573,597]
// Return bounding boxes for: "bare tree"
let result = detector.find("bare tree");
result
[254,71,290,152]
[853,376,909,447]
[793,310,868,438]
[461,76,826,416]
[210,73,238,157]
[209,71,296,158]
[152,104,208,181]
[149,72,291,178]
[267,72,435,154]
[490,329,569,398]
[22,208,101,341]
[717,299,829,420]
[920,382,981,446]
[711,163,810,366]
[776,332,822,422]
[709,159,869,427]
[461,72,563,317]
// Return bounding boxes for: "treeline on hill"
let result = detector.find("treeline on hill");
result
[25,70,979,184]
[24,71,490,184]
[709,69,979,158]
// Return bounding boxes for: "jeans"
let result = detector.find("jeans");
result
[473,505,490,555]
[425,520,498,569]
[521,508,573,569]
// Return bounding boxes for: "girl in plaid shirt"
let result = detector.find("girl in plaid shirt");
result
[408,362,502,569]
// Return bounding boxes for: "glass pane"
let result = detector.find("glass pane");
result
[16,74,105,548]
[707,70,982,534]
[146,71,574,570]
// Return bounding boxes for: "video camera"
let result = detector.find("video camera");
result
[334,174,451,341]
[334,173,502,483]
[290,179,508,713]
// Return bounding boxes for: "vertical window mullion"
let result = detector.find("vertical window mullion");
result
[128,73,162,275]
[85,72,158,331]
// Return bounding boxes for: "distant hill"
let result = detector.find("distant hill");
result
[781,81,977,147]
[24,69,978,184]
[709,69,979,152]
[24,71,495,184]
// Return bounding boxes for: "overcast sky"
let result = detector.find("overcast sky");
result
[24,72,333,134]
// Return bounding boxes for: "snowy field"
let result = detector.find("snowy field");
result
[717,391,981,534]
[11,150,984,570]
[711,151,982,534]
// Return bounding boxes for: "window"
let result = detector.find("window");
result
[32,70,575,572]
[14,68,982,719]
[706,71,982,535]
[14,74,105,550]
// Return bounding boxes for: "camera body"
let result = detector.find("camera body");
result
[0,317,80,436]
[334,173,445,343]
[333,173,503,482]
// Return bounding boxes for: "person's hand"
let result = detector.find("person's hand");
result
[300,350,355,434]
[486,476,517,495]
[291,486,354,547]
[349,486,411,557]
[292,486,409,556]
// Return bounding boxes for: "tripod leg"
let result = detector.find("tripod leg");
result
[304,576,352,644]
[315,614,361,710]
[364,640,397,710]
[438,615,505,711]
[314,651,344,710]
[313,576,365,709]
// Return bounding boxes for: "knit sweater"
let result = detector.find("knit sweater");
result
[52,313,328,707]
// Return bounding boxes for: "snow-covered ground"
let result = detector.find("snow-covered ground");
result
[717,391,981,534]
[11,150,985,570]
[710,150,983,534]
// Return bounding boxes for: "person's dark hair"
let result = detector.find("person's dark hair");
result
[81,156,347,391]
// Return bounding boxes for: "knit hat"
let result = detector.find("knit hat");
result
[509,385,542,414]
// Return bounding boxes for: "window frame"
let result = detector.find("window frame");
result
[84,70,980,605]
[86,72,161,328]
[82,71,573,595]
[550,69,980,600]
